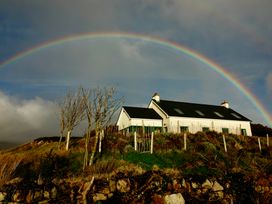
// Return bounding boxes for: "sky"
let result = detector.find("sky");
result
[0,0,271,143]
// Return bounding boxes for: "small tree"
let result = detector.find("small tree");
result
[81,87,123,167]
[58,88,86,150]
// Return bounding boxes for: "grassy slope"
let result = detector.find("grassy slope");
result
[0,132,271,185]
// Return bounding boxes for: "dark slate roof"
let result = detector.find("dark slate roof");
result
[154,100,251,121]
[123,106,162,119]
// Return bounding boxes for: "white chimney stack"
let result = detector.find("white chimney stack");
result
[221,100,229,108]
[152,93,160,102]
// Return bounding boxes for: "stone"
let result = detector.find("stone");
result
[38,200,50,204]
[209,191,224,201]
[255,185,262,192]
[109,180,116,192]
[202,179,213,189]
[164,193,185,204]
[191,182,198,189]
[26,190,33,203]
[93,193,107,202]
[12,191,22,202]
[44,191,50,199]
[173,179,181,191]
[51,187,57,199]
[7,177,23,185]
[117,179,130,193]
[0,192,7,202]
[101,187,110,195]
[264,186,270,192]
[212,181,224,192]
[34,190,43,200]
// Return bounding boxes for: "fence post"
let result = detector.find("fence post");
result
[258,137,262,152]
[267,134,269,147]
[151,132,154,154]
[98,129,104,153]
[223,134,227,153]
[183,133,187,151]
[134,131,137,151]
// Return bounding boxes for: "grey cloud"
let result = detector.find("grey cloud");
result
[267,73,272,98]
[0,91,58,143]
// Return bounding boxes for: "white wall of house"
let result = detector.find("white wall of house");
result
[117,108,163,131]
[166,117,252,136]
[116,109,131,130]
[129,118,162,127]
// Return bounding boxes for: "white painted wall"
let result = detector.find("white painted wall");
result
[167,117,252,136]
[130,118,162,127]
[116,108,131,130]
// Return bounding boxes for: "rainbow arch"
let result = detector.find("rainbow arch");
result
[0,31,271,126]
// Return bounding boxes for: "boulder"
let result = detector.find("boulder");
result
[117,179,130,193]
[0,192,6,202]
[191,182,199,189]
[26,190,33,203]
[13,190,23,202]
[109,180,116,192]
[202,179,213,189]
[93,193,107,202]
[44,190,50,199]
[164,193,185,204]
[7,177,23,185]
[34,190,43,200]
[51,187,57,199]
[212,181,224,192]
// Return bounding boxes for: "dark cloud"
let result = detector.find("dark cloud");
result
[0,91,58,142]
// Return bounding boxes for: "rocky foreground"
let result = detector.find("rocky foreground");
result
[0,164,271,203]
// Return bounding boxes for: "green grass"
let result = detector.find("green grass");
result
[123,150,192,170]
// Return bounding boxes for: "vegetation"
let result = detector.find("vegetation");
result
[57,86,123,170]
[251,123,272,136]
[0,131,271,186]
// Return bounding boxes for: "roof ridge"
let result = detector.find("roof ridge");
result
[159,99,222,107]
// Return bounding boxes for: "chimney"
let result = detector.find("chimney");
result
[221,100,229,108]
[152,93,160,102]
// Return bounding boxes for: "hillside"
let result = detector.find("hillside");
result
[0,132,271,203]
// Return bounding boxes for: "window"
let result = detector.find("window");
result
[202,127,210,132]
[222,128,229,134]
[195,110,205,116]
[174,108,184,114]
[214,112,224,118]
[180,126,189,133]
[241,129,247,136]
[231,113,241,119]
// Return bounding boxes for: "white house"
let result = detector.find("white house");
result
[117,93,252,136]
[116,106,163,134]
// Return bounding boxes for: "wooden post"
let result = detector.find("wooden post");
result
[65,130,71,151]
[183,133,187,151]
[258,137,262,152]
[267,134,269,147]
[177,121,180,133]
[134,131,137,151]
[223,134,227,153]
[98,130,104,153]
[151,132,154,154]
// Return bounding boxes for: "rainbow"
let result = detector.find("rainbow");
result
[0,32,271,126]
